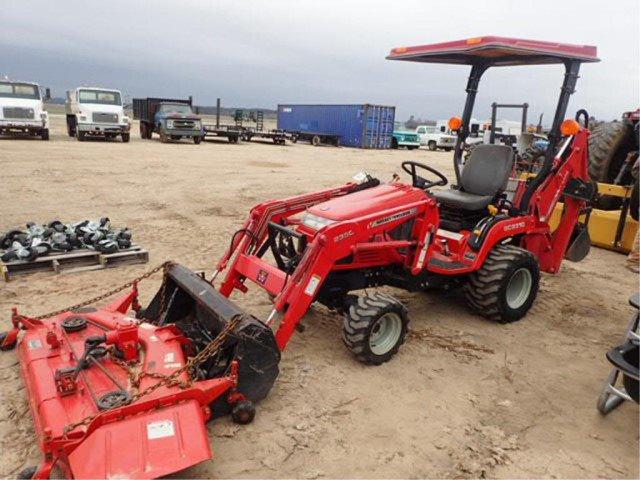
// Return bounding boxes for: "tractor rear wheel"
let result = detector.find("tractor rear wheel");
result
[342,292,408,365]
[589,121,633,183]
[465,244,540,323]
[589,121,635,209]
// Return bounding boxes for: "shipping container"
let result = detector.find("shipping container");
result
[277,104,395,149]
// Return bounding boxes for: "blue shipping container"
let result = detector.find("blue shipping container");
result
[277,104,396,149]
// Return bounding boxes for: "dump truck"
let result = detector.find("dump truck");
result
[133,97,203,144]
[65,87,130,142]
[0,79,50,140]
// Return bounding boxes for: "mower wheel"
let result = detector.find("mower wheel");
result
[465,244,539,323]
[231,400,256,424]
[18,466,38,479]
[342,292,408,365]
[0,331,17,351]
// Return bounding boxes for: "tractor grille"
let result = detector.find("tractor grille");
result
[173,119,196,129]
[92,112,118,124]
[3,107,34,119]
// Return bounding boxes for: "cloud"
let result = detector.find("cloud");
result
[1,0,637,122]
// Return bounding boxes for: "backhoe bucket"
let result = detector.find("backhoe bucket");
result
[141,264,280,416]
[565,223,591,262]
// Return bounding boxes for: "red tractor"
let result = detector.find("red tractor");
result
[207,37,599,365]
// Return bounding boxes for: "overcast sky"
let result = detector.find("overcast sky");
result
[2,0,638,122]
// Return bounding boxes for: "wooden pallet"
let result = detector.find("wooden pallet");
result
[1,245,149,281]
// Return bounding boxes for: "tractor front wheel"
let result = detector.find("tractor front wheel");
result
[342,292,408,365]
[465,244,540,323]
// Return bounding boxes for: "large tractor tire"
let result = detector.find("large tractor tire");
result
[342,292,408,365]
[630,181,639,222]
[465,244,540,323]
[589,121,636,210]
[588,122,633,182]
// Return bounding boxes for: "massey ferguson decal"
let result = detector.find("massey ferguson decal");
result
[370,208,417,228]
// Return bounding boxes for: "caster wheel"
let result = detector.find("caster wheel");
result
[18,466,38,479]
[231,400,256,425]
[0,331,17,351]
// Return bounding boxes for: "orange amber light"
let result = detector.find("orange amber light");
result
[560,119,580,136]
[448,116,463,131]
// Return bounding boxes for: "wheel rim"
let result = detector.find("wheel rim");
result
[369,312,402,355]
[505,268,533,309]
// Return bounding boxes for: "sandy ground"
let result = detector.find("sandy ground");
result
[0,116,638,479]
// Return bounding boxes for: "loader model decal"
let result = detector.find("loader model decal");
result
[334,230,355,243]
[504,221,526,232]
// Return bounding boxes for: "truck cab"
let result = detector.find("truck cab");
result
[66,87,130,142]
[0,80,50,140]
[133,97,203,144]
[154,103,202,143]
[416,124,456,151]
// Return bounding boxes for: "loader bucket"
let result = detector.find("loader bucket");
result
[141,264,280,416]
[565,222,591,262]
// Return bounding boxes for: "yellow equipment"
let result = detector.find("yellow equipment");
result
[551,182,638,253]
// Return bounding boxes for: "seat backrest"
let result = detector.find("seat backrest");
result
[460,144,514,196]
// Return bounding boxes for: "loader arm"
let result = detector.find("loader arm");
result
[217,181,372,294]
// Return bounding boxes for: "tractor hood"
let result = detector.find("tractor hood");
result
[306,183,427,222]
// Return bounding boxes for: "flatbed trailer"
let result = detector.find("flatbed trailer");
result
[241,128,288,145]
[288,130,342,147]
[202,124,242,143]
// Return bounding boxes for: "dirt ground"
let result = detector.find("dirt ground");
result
[0,115,638,479]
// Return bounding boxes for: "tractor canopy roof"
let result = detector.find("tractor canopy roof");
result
[386,36,599,66]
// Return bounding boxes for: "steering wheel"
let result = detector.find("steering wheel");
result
[401,161,448,190]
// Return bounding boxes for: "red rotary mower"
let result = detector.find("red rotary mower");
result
[1,264,280,479]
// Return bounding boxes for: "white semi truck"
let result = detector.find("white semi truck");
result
[66,87,130,142]
[0,80,50,140]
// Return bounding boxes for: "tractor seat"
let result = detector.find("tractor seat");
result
[434,144,514,210]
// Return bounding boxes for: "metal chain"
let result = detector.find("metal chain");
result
[63,314,243,435]
[30,261,175,321]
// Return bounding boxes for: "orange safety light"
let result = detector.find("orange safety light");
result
[560,119,580,136]
[394,47,408,54]
[466,37,482,45]
[448,116,463,132]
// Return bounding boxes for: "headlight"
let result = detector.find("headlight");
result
[301,213,335,230]
[166,119,174,129]
[40,113,47,120]
[193,120,201,129]
[80,115,87,122]
[122,116,130,124]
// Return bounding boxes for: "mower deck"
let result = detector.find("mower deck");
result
[7,273,251,479]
